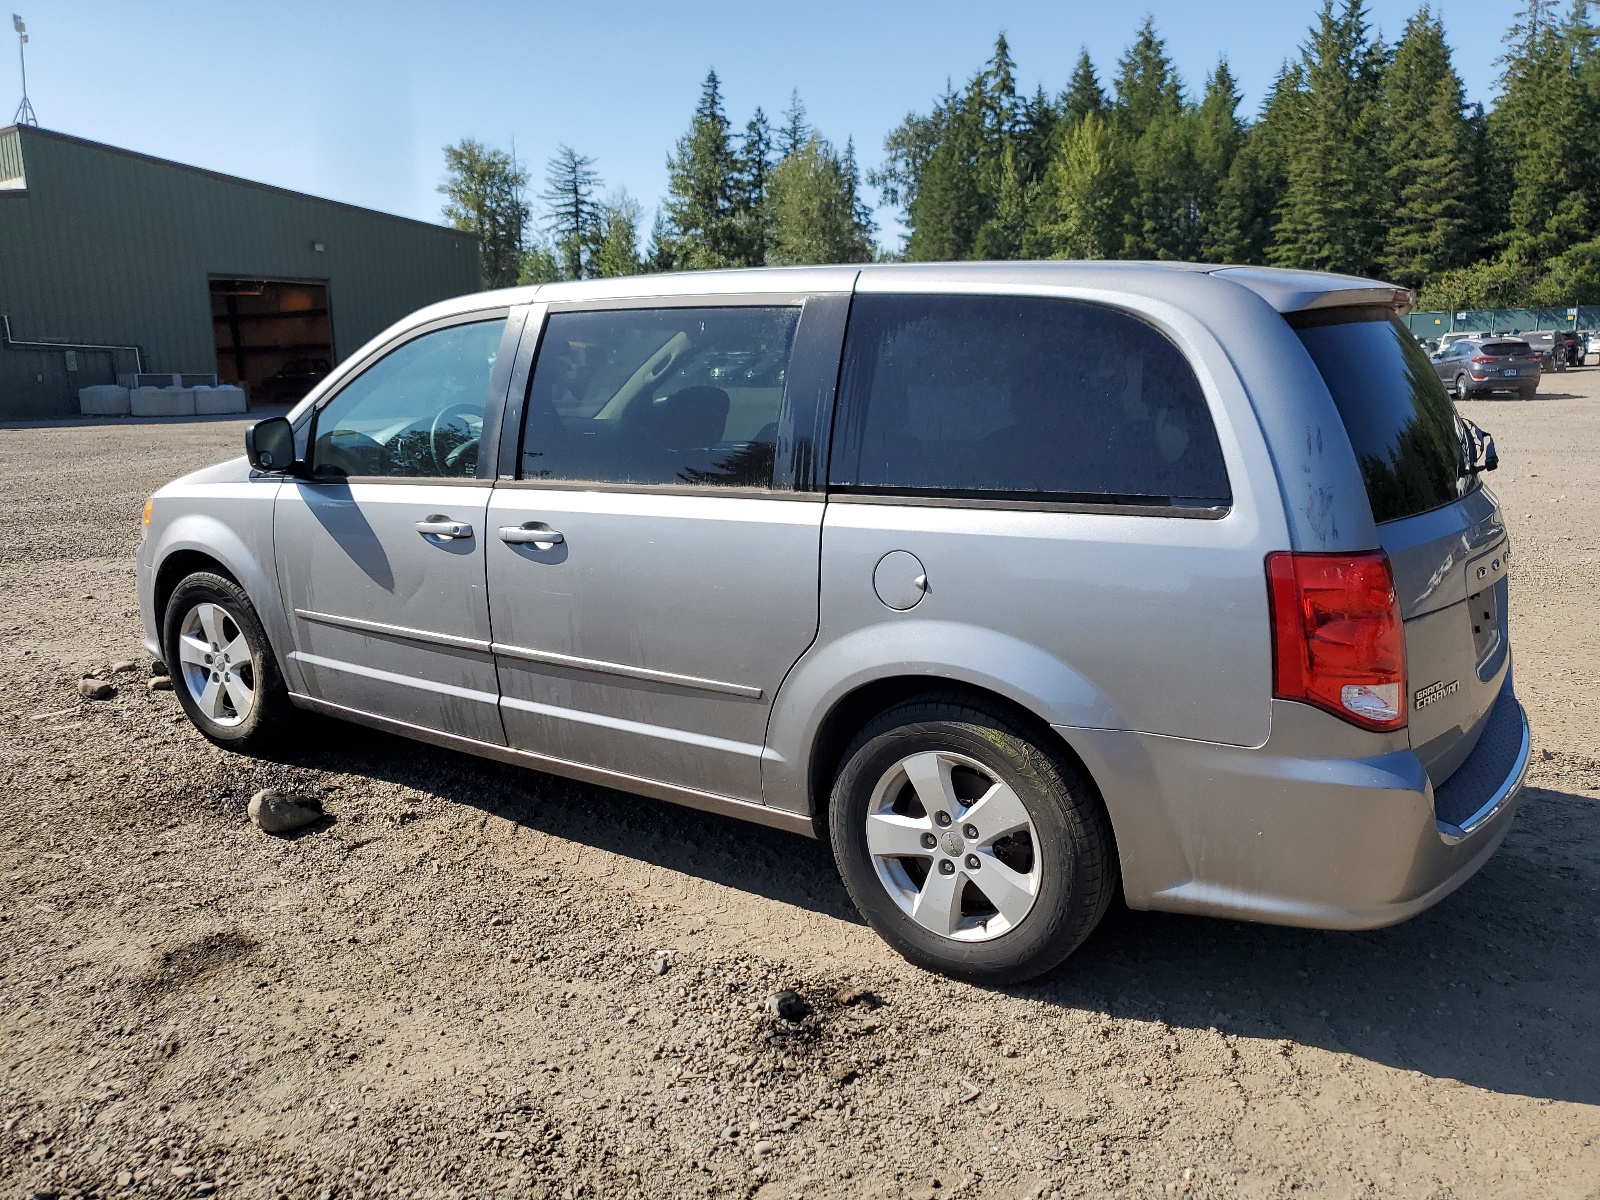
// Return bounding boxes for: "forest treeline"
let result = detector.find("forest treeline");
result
[440,0,1600,307]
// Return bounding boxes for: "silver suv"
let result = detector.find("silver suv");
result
[137,263,1530,983]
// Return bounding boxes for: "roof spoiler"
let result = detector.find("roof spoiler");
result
[1210,266,1413,318]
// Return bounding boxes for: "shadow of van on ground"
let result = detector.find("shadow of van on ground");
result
[271,720,1598,1108]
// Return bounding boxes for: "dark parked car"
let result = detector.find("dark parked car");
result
[253,358,331,404]
[1429,337,1541,399]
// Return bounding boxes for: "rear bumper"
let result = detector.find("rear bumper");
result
[1432,681,1529,843]
[1063,677,1530,930]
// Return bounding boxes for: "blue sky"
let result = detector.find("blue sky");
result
[9,1,1516,251]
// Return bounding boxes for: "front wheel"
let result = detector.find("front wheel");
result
[162,571,293,752]
[1453,373,1473,401]
[828,695,1117,984]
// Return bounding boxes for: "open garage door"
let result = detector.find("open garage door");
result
[210,277,334,405]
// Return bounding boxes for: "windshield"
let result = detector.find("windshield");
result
[1292,309,1472,524]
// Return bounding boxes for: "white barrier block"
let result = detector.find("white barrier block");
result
[129,386,196,417]
[193,385,248,415]
[78,385,131,416]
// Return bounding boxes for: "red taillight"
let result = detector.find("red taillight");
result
[1470,355,1494,363]
[1266,551,1407,731]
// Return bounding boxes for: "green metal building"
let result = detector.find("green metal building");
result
[0,124,480,420]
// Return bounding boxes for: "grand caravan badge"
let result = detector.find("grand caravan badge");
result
[1414,679,1459,710]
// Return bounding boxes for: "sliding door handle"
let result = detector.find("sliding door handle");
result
[498,523,564,547]
[415,517,474,540]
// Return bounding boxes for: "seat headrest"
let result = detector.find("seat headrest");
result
[650,386,730,449]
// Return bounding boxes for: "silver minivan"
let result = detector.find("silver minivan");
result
[137,263,1530,982]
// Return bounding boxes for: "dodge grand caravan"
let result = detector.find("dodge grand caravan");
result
[137,263,1530,983]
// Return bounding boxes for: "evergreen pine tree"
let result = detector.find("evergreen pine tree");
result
[1033,111,1133,258]
[868,96,948,218]
[439,138,531,289]
[1195,60,1245,258]
[765,134,876,265]
[735,108,775,266]
[1206,61,1303,263]
[1114,18,1184,138]
[843,138,878,246]
[1015,85,1061,184]
[1113,19,1200,259]
[517,240,563,285]
[592,191,644,277]
[778,89,812,159]
[904,35,1020,260]
[1062,50,1106,128]
[645,209,675,273]
[1270,1,1389,276]
[660,69,743,269]
[540,145,602,280]
[1379,8,1479,290]
[904,95,989,260]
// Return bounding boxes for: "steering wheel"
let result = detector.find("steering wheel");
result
[428,403,483,474]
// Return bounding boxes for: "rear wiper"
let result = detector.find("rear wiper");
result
[1459,416,1498,476]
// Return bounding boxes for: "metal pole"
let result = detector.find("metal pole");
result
[12,14,36,126]
[2,313,143,373]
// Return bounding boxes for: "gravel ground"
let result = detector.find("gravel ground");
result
[2,381,1598,1200]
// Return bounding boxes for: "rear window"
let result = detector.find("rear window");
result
[829,294,1230,510]
[1292,309,1468,524]
[1481,341,1530,356]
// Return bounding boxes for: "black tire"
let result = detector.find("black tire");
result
[161,571,293,753]
[1519,385,1538,400]
[1453,373,1473,401]
[828,694,1117,984]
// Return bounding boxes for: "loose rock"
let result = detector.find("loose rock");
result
[652,956,670,975]
[150,660,169,677]
[765,990,812,1022]
[835,985,883,1007]
[147,676,173,692]
[77,677,114,700]
[110,659,139,675]
[248,788,325,835]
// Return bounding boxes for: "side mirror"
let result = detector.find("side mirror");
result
[246,416,299,474]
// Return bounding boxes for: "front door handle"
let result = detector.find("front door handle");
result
[415,517,474,540]
[498,523,564,547]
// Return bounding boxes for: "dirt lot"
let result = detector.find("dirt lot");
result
[2,378,1598,1200]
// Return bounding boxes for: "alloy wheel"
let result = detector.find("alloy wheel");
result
[176,601,256,727]
[864,750,1042,942]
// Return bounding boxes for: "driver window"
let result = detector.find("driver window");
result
[310,318,506,480]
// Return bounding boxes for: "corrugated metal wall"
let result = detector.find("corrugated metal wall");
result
[0,126,481,420]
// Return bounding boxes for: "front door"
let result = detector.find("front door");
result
[485,301,836,801]
[275,316,511,743]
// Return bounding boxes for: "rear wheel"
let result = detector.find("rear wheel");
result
[828,695,1117,984]
[161,571,293,752]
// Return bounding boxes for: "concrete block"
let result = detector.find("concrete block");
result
[78,385,131,416]
[129,386,196,417]
[193,385,247,415]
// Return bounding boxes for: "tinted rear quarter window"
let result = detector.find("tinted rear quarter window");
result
[1292,310,1467,524]
[829,295,1230,509]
